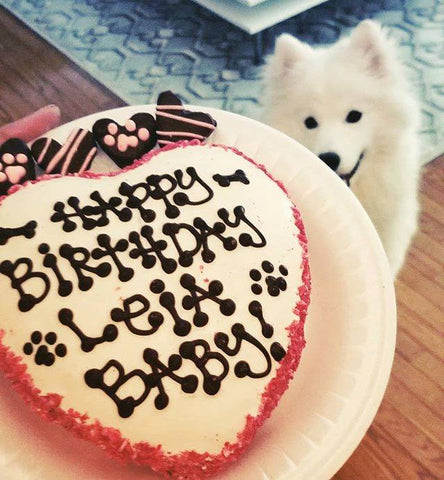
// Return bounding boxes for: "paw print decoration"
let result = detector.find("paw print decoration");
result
[0,138,36,196]
[92,113,157,168]
[23,330,67,366]
[250,261,288,297]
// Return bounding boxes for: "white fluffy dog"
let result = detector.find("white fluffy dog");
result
[262,20,421,277]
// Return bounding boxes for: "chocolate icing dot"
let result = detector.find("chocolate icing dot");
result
[279,265,288,276]
[249,269,261,281]
[55,344,67,357]
[270,342,286,361]
[31,331,42,344]
[251,284,262,295]
[45,332,56,345]
[262,261,274,273]
[38,243,50,255]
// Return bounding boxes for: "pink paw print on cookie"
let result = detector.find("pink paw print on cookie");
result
[93,113,157,168]
[0,138,36,196]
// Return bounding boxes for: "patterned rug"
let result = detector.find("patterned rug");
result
[2,0,443,162]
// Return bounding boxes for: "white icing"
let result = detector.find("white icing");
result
[0,144,305,454]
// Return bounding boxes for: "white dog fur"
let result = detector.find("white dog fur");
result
[262,20,421,277]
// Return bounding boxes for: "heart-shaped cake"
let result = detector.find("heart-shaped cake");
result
[0,141,310,479]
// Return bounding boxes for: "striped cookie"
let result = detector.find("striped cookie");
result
[155,91,217,147]
[31,129,97,175]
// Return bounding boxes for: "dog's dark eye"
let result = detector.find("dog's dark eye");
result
[346,110,362,123]
[304,116,318,129]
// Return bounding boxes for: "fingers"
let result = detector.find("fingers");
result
[0,105,61,144]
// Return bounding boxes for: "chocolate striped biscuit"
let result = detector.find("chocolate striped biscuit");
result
[31,129,97,175]
[155,91,217,146]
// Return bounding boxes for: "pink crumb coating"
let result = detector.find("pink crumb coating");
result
[0,140,311,479]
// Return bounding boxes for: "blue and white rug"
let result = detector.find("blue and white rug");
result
[2,0,443,162]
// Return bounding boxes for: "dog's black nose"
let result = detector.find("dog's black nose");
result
[318,152,340,171]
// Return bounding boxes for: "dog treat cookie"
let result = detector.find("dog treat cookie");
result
[31,128,97,175]
[0,141,310,479]
[0,138,36,196]
[92,113,157,168]
[156,90,217,146]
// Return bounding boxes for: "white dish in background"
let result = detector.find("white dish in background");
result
[190,0,329,34]
[0,106,396,480]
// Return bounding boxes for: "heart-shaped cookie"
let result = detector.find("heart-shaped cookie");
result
[92,113,157,168]
[31,128,97,175]
[0,138,36,196]
[0,141,310,479]
[156,91,217,146]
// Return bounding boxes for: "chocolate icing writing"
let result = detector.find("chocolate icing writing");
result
[212,169,249,187]
[146,173,180,219]
[149,279,191,337]
[118,182,156,223]
[0,220,37,245]
[163,218,237,266]
[84,360,150,418]
[218,206,266,248]
[248,300,274,338]
[180,274,235,325]
[173,167,213,206]
[192,217,237,263]
[179,340,229,395]
[51,192,132,232]
[142,348,198,410]
[59,308,118,352]
[110,294,164,336]
[59,244,111,291]
[215,323,273,379]
[84,349,199,416]
[128,226,177,273]
[0,258,50,312]
[38,243,73,297]
[91,234,134,282]
[119,167,214,221]
[161,222,199,267]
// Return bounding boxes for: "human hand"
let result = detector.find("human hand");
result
[0,105,61,144]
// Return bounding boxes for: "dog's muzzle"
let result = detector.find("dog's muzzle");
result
[339,152,365,187]
[318,151,365,187]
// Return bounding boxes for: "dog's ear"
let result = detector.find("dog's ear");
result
[348,20,392,77]
[268,34,311,78]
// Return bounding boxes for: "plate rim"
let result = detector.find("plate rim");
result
[0,105,397,480]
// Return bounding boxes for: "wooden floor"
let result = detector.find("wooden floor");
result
[0,7,442,479]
